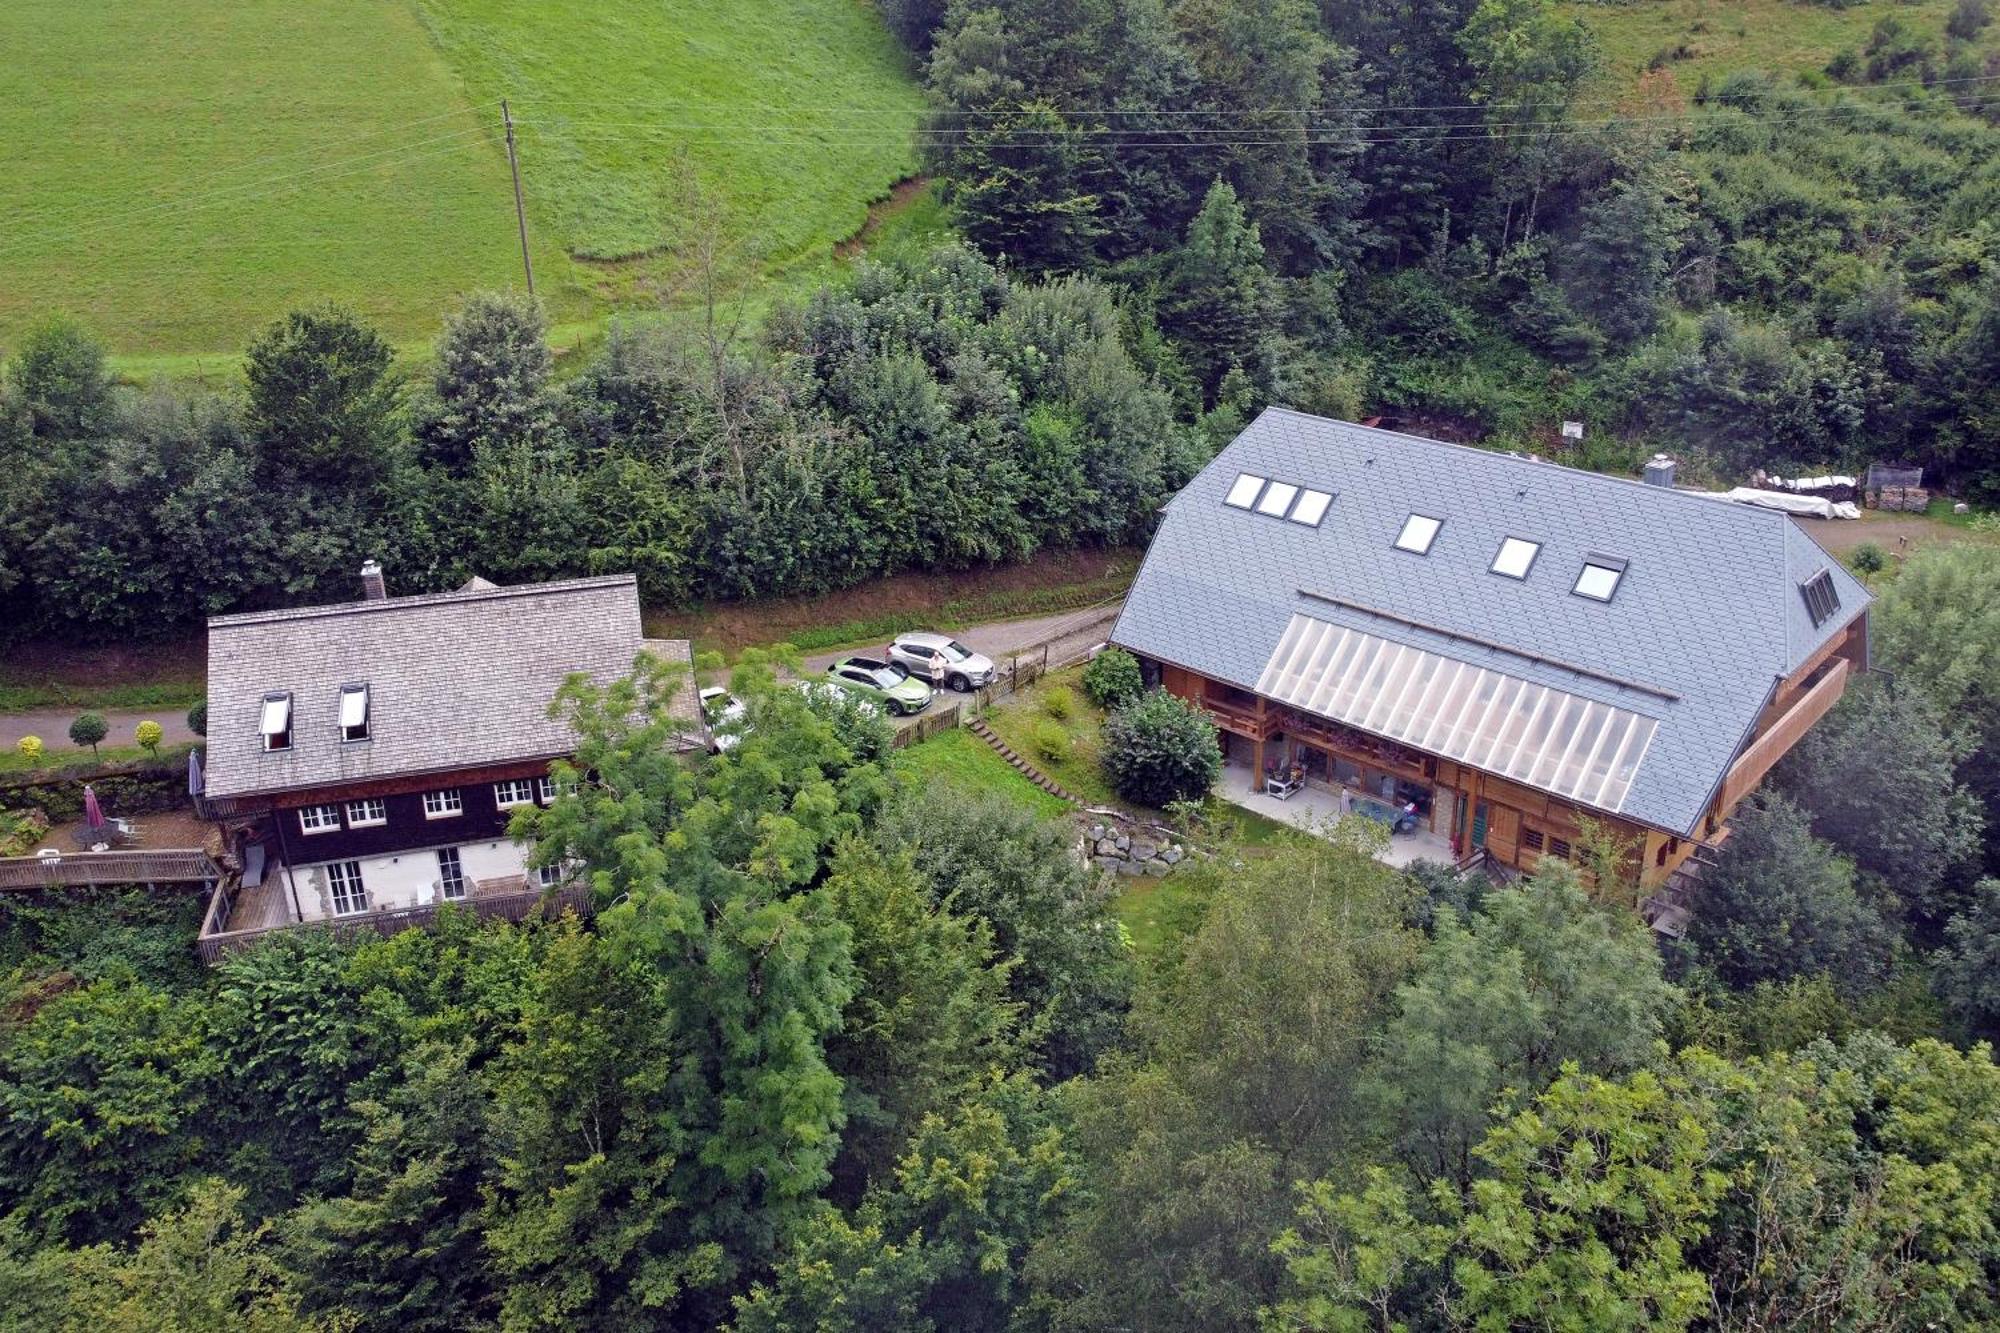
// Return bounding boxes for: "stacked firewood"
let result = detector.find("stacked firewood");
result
[1867,485,1931,512]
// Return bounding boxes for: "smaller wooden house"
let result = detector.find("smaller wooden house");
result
[1110,409,1870,893]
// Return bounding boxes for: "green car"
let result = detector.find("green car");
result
[824,655,935,716]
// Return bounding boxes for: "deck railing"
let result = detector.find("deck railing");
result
[0,848,219,891]
[195,881,593,965]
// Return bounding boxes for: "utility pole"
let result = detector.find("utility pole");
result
[502,99,534,297]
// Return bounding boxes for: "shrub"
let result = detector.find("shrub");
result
[1849,542,1888,574]
[134,721,163,757]
[1030,719,1071,763]
[68,713,108,757]
[186,700,207,737]
[16,735,44,767]
[1042,685,1076,720]
[1101,689,1221,808]
[1081,648,1143,710]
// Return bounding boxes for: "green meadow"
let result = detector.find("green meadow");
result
[0,0,929,359]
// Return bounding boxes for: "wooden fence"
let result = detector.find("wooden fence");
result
[889,609,1117,751]
[196,881,593,965]
[0,848,219,891]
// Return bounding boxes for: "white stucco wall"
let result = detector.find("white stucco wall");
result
[291,836,534,922]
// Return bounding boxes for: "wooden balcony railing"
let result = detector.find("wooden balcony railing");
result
[0,848,219,891]
[1201,694,1277,740]
[196,881,593,965]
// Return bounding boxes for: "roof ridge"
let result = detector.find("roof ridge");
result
[208,574,637,630]
[1257,406,1800,525]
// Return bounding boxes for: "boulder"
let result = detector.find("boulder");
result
[1114,833,1132,853]
[1088,822,1108,842]
[1142,859,1170,877]
[1162,846,1184,866]
[1095,838,1121,857]
[1131,840,1158,861]
[1118,858,1148,876]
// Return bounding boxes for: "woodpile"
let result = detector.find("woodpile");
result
[1866,485,1930,512]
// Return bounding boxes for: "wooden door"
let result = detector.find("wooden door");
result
[1485,804,1521,864]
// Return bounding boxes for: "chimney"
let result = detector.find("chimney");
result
[1643,453,1677,489]
[360,559,386,601]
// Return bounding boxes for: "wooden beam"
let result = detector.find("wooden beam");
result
[1716,658,1849,812]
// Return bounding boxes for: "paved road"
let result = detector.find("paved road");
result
[0,706,199,753]
[801,602,1123,685]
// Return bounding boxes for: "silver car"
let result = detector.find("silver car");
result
[887,631,997,692]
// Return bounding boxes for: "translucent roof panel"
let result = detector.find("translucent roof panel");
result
[1491,536,1541,579]
[1224,473,1266,509]
[1395,513,1442,555]
[1573,560,1624,602]
[1256,613,1657,813]
[1289,489,1333,527]
[1257,481,1300,516]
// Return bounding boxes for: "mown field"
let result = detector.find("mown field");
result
[1564,0,1985,85]
[0,0,929,359]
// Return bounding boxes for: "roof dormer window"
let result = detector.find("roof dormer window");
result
[339,683,371,743]
[260,693,293,752]
[1490,536,1541,580]
[1394,514,1442,555]
[1800,569,1841,627]
[1224,473,1267,509]
[1572,555,1628,603]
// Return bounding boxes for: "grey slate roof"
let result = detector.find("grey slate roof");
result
[1111,409,1871,836]
[205,575,656,799]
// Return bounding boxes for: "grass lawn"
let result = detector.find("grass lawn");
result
[0,0,571,354]
[1565,0,1990,87]
[1,0,931,359]
[893,728,1075,820]
[980,667,1123,807]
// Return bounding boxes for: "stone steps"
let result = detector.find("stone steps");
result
[968,719,1081,805]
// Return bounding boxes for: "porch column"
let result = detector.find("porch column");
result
[1251,737,1265,785]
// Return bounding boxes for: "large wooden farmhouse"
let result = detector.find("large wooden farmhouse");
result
[1110,409,1870,895]
[194,567,697,958]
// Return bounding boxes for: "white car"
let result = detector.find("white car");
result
[887,631,998,692]
[700,686,745,751]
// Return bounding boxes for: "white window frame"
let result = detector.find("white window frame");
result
[298,803,341,835]
[537,776,557,804]
[494,778,536,808]
[345,797,386,828]
[1288,489,1333,527]
[1394,514,1442,555]
[326,860,368,916]
[260,692,293,752]
[1490,536,1542,580]
[1572,557,1626,603]
[1223,473,1267,509]
[1255,481,1300,517]
[534,861,566,889]
[423,788,463,820]
[339,684,370,743]
[436,847,467,901]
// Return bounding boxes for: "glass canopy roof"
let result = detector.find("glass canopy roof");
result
[1254,614,1657,813]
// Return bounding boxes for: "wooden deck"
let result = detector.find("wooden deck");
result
[197,880,592,964]
[0,848,219,891]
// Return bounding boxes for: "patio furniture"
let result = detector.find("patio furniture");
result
[1264,770,1304,800]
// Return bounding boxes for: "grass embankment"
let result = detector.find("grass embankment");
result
[0,742,197,780]
[893,729,1075,820]
[2,0,934,359]
[1566,0,1992,86]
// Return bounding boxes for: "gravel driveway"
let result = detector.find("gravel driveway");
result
[801,602,1123,690]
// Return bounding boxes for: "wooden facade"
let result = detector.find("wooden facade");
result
[1151,612,1867,890]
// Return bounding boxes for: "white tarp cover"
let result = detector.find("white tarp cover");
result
[1718,488,1859,519]
[1255,613,1658,813]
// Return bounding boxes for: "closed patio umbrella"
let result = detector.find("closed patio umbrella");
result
[82,784,105,834]
[187,748,204,797]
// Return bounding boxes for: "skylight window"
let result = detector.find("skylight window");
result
[1394,514,1442,555]
[260,693,293,752]
[1256,481,1300,517]
[1572,556,1627,603]
[1800,569,1841,627]
[1490,537,1541,580]
[1288,489,1333,527]
[1224,473,1266,509]
[339,684,370,742]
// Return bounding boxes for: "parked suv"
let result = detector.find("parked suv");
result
[887,631,997,692]
[824,656,935,715]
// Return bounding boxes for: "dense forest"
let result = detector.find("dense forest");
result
[3,576,2000,1330]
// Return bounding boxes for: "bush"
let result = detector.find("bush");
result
[186,700,207,737]
[67,713,107,757]
[134,721,163,757]
[1100,689,1221,808]
[1081,648,1143,710]
[1849,542,1888,574]
[1042,685,1077,720]
[1030,720,1071,764]
[16,735,44,767]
